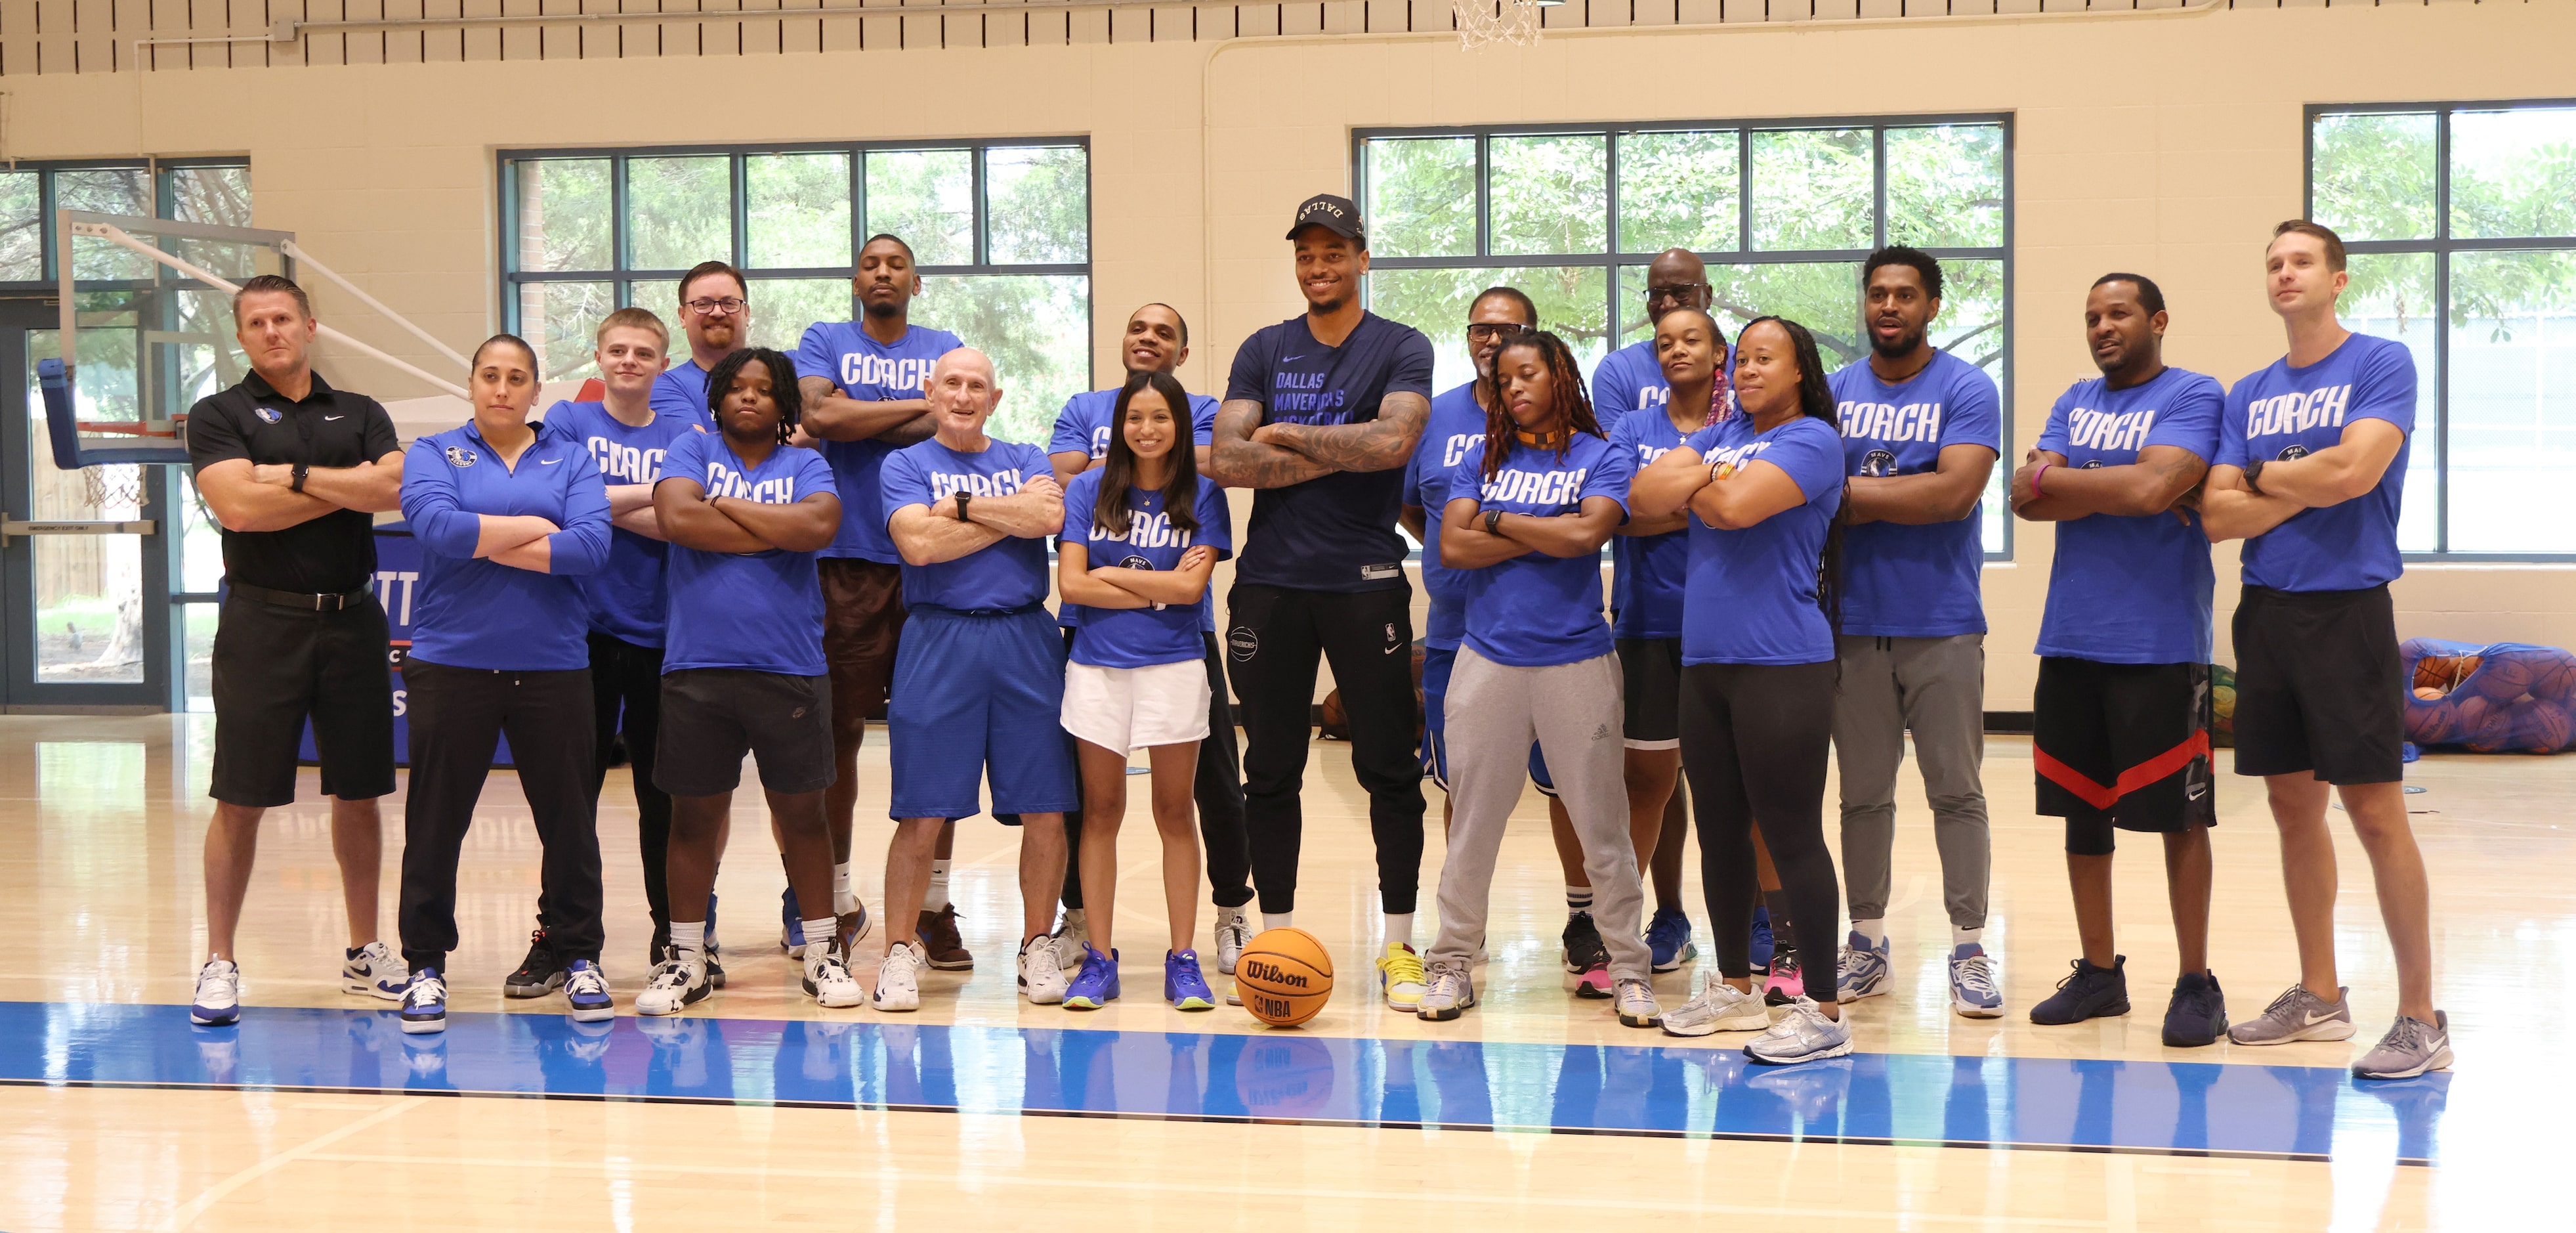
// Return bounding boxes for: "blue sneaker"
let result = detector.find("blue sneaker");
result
[779,888,807,958]
[1166,949,1217,1011]
[1837,931,1891,1001]
[1065,945,1120,1009]
[1645,907,1697,973]
[564,960,614,1023]
[1749,906,1775,974]
[1949,943,2002,1018]
[400,968,448,1035]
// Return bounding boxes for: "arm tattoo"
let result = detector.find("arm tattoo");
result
[1265,391,1429,475]
[1207,400,1335,489]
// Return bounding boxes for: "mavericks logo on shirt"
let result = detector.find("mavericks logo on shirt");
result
[2061,406,2158,453]
[1271,370,1349,419]
[703,462,797,504]
[444,446,478,467]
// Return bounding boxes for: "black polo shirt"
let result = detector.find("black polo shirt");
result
[186,370,400,594]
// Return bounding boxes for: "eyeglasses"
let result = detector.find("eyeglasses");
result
[1645,284,1710,301]
[684,297,748,316]
[1466,322,1529,342]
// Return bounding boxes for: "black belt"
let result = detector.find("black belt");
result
[918,601,1046,619]
[230,582,375,611]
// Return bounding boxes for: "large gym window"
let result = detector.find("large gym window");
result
[1354,118,2014,558]
[2310,101,2576,558]
[498,141,1091,444]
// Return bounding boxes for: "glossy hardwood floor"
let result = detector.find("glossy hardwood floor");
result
[0,713,2552,1230]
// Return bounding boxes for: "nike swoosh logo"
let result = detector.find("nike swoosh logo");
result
[1280,355,1305,363]
[1382,645,1401,655]
[324,414,345,421]
[541,458,562,465]
[2304,1010,2339,1025]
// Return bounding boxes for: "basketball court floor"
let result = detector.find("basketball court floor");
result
[0,712,2551,1230]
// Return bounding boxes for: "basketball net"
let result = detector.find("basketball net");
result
[83,464,145,517]
[1452,0,1542,49]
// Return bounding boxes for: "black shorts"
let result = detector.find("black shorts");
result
[209,592,396,808]
[2034,657,2214,854]
[2230,584,2406,785]
[654,668,837,798]
[1616,636,1682,749]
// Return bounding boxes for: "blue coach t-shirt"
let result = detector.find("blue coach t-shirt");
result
[1048,387,1222,461]
[657,431,839,676]
[1060,469,1234,670]
[1401,383,1489,651]
[1607,406,1698,641]
[648,360,717,428]
[1224,313,1436,593]
[794,321,964,565]
[1681,415,1847,666]
[1831,351,2002,638]
[401,422,612,672]
[1592,339,1668,421]
[2216,333,2417,594]
[2034,368,2225,665]
[544,400,707,648]
[1443,433,1631,668]
[880,437,1054,612]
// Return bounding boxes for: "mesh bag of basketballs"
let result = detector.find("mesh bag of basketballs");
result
[2401,638,2576,753]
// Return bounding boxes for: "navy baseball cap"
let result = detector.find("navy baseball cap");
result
[1286,194,1364,242]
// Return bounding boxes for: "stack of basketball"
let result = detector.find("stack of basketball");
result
[2402,638,2576,753]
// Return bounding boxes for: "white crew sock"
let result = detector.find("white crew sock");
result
[1384,913,1414,949]
[1853,918,1887,949]
[1262,913,1294,933]
[1954,924,1983,952]
[669,921,706,972]
[832,862,856,918]
[803,917,841,960]
[1565,884,1594,915]
[925,861,952,912]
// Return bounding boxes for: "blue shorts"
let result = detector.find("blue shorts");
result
[888,605,1079,821]
[1419,645,1555,798]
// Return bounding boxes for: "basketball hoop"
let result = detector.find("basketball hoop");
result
[83,464,146,516]
[1452,0,1544,49]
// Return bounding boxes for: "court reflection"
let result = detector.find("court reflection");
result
[3,1001,2448,1161]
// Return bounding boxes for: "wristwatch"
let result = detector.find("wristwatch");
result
[1484,508,1504,537]
[2243,458,2268,496]
[956,493,974,523]
[291,463,310,493]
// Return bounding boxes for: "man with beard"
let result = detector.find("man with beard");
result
[652,262,751,426]
[793,235,963,964]
[1826,246,2006,1019]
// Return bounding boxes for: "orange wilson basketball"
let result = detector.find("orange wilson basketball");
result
[2533,657,2576,704]
[1237,927,1334,1028]
[2525,701,2574,753]
[2405,691,2457,745]
[2464,699,2516,753]
[2472,651,2543,704]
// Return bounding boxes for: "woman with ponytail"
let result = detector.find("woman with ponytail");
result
[1629,316,1853,1064]
[1415,330,1658,1031]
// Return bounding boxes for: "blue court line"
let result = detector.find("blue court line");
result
[0,1002,2449,1163]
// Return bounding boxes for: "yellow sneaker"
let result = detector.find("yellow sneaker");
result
[1377,943,1427,1011]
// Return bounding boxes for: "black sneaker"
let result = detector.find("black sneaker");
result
[504,930,566,998]
[2029,955,2128,1025]
[705,939,727,990]
[2163,970,2228,1047]
[1563,912,1613,999]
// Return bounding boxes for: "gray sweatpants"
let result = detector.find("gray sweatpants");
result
[1833,632,1990,929]
[1429,647,1651,982]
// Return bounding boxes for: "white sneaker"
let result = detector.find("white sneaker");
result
[1416,960,1475,1021]
[1660,980,1771,1037]
[875,941,925,1012]
[1615,978,1663,1028]
[191,957,242,1026]
[1213,907,1252,976]
[1051,911,1089,972]
[633,957,709,1017]
[398,970,448,1035]
[1021,936,1071,1005]
[804,945,866,1009]
[1744,997,1854,1064]
[342,941,408,1001]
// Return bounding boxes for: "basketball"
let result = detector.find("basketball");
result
[2413,685,2445,701]
[1236,927,1335,1028]
[2405,691,2457,745]
[2464,699,2517,753]
[2472,651,2543,704]
[1317,689,1350,741]
[2526,701,2574,753]
[2441,694,2490,747]
[2535,657,2576,703]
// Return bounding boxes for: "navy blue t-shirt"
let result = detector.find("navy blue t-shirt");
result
[543,400,708,648]
[879,437,1055,612]
[1060,469,1234,669]
[657,431,839,676]
[2216,333,2416,594]
[400,421,612,672]
[1607,405,1698,641]
[2034,368,2225,665]
[1223,313,1435,593]
[1681,415,1847,666]
[1401,383,1490,651]
[794,320,964,565]
[1443,433,1630,668]
[1830,351,2002,638]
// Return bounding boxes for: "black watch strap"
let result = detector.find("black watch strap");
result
[956,493,974,523]
[291,464,310,494]
[2244,458,2268,495]
[1484,508,1504,537]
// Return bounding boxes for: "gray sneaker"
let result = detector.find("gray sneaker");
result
[2351,1011,2452,1079]
[1614,978,1662,1028]
[2228,984,2356,1045]
[1661,980,1770,1037]
[1744,997,1854,1065]
[1416,960,1475,1022]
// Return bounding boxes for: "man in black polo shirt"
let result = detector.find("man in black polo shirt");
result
[183,274,407,1027]
[1207,193,1435,1010]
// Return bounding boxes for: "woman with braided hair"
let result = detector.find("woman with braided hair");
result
[1415,330,1658,1030]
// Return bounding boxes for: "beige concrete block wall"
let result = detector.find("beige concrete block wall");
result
[8,3,2572,707]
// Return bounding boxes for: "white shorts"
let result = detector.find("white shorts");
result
[1061,659,1212,752]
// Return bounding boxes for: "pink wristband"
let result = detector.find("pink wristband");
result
[2032,463,2052,499]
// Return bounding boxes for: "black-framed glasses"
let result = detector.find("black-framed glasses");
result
[1466,322,1528,342]
[1645,283,1710,301]
[684,297,748,316]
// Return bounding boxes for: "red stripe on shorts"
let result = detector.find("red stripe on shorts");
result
[2036,730,2211,812]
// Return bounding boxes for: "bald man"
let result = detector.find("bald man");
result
[874,347,1076,1012]
[1592,248,1725,420]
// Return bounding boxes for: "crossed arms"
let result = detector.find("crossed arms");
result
[887,477,1066,567]
[1204,394,1429,489]
[654,477,842,555]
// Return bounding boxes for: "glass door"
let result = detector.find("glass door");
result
[0,307,173,710]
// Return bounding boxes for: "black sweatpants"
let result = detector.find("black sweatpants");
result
[586,632,675,947]
[398,659,603,976]
[1225,583,1424,916]
[1678,660,1842,1001]
[1060,630,1257,912]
